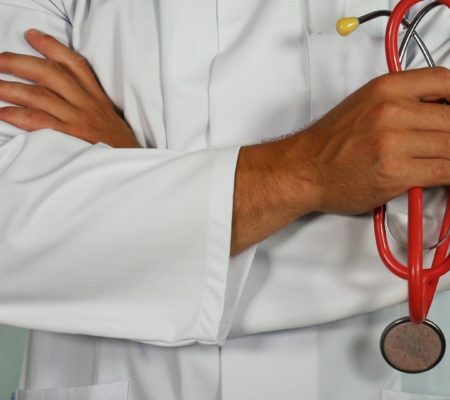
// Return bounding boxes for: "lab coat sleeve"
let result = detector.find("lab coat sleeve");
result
[0,0,242,346]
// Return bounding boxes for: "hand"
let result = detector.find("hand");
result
[0,29,140,148]
[293,67,450,214]
[232,67,450,254]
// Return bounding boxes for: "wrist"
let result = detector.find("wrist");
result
[275,131,323,215]
[231,132,322,254]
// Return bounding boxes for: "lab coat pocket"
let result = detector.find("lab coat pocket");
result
[307,32,387,121]
[382,389,450,400]
[15,381,129,400]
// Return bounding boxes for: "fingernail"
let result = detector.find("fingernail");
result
[28,29,45,37]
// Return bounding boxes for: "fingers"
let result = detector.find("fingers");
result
[383,67,450,101]
[0,79,76,121]
[0,31,137,148]
[0,51,88,108]
[367,98,450,133]
[388,131,450,159]
[370,130,450,194]
[409,159,450,188]
[406,101,450,131]
[0,106,66,132]
[373,130,450,162]
[409,68,450,101]
[25,29,107,101]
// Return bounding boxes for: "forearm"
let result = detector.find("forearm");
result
[231,67,450,256]
[231,132,319,255]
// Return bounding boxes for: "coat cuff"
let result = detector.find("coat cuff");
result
[194,146,255,345]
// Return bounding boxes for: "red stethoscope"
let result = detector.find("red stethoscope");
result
[338,0,450,373]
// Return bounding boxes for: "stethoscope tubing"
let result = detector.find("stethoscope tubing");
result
[374,0,450,324]
[358,9,435,67]
[399,1,442,65]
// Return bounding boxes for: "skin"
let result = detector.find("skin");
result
[0,30,450,256]
[0,30,139,148]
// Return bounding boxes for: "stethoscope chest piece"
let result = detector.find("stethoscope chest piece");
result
[380,317,446,373]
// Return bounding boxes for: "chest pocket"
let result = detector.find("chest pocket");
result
[15,381,129,400]
[307,0,394,36]
[306,0,389,121]
[307,32,387,121]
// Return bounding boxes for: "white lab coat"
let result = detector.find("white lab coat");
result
[0,0,449,399]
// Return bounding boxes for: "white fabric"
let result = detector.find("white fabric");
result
[0,0,447,399]
[16,381,129,400]
[0,0,242,346]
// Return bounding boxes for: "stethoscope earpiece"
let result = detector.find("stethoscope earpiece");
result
[336,17,360,36]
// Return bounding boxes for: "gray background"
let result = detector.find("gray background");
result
[0,326,27,400]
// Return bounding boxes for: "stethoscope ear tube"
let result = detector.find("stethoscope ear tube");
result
[374,0,450,324]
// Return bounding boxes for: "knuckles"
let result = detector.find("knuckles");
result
[25,109,50,126]
[372,130,401,155]
[375,154,405,183]
[368,74,394,97]
[370,130,405,182]
[72,54,89,69]
[42,58,61,72]
[27,84,51,99]
[369,99,403,124]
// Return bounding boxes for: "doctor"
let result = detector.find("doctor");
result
[0,0,449,399]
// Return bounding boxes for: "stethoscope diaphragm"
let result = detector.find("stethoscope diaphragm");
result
[380,317,446,373]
